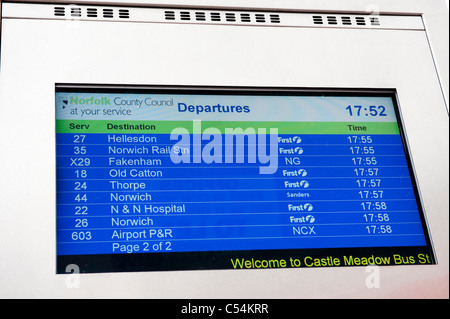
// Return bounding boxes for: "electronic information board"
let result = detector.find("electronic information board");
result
[55,87,435,273]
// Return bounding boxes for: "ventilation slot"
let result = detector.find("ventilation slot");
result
[180,11,191,21]
[255,14,266,23]
[270,14,280,23]
[119,9,130,19]
[313,16,323,24]
[210,12,221,21]
[86,8,97,18]
[71,7,81,17]
[103,9,114,18]
[341,16,352,25]
[370,16,380,26]
[240,13,251,22]
[195,12,206,21]
[54,7,65,17]
[355,17,366,25]
[327,16,338,25]
[225,13,236,22]
[165,11,175,20]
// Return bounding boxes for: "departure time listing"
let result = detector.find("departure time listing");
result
[55,90,434,273]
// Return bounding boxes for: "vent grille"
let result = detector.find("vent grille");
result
[327,16,338,25]
[341,16,352,25]
[255,14,266,23]
[71,7,81,17]
[240,13,251,22]
[48,5,389,29]
[165,10,175,20]
[211,12,221,21]
[355,16,366,25]
[53,6,130,19]
[195,12,206,21]
[226,13,236,22]
[119,9,130,19]
[86,8,97,18]
[370,16,380,26]
[180,11,190,21]
[312,15,381,27]
[54,7,65,17]
[312,16,323,25]
[103,9,113,18]
[270,14,281,23]
[162,10,281,24]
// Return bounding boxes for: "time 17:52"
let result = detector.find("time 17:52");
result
[346,105,387,117]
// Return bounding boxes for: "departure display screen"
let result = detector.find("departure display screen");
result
[55,87,435,273]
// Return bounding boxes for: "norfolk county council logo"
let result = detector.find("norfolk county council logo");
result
[60,96,174,108]
[67,96,112,106]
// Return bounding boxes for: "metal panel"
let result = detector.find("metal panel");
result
[0,1,448,298]
[2,2,425,30]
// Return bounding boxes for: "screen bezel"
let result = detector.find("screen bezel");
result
[55,84,436,274]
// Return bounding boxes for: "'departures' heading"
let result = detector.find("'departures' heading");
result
[178,102,250,115]
[67,96,251,115]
